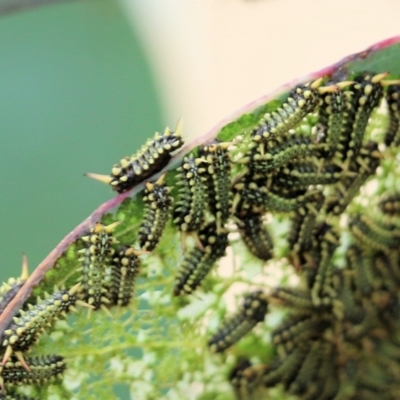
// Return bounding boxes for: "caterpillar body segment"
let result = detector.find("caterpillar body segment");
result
[385,84,400,146]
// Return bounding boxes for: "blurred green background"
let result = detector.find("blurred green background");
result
[0,0,162,283]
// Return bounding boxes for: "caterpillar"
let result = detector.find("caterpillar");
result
[337,72,386,164]
[173,154,207,247]
[229,359,258,400]
[317,84,348,159]
[346,245,374,297]
[277,161,343,187]
[85,120,184,193]
[287,191,324,258]
[1,285,80,368]
[378,193,400,216]
[138,174,172,251]
[325,141,381,216]
[384,84,400,146]
[349,214,400,252]
[78,222,119,310]
[198,140,232,232]
[251,78,336,143]
[208,290,268,353]
[0,256,29,315]
[243,134,324,174]
[269,287,313,311]
[173,222,228,296]
[0,354,65,388]
[237,212,274,261]
[110,246,142,307]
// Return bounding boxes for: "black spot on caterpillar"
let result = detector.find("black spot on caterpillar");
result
[110,246,142,307]
[349,214,400,252]
[237,212,274,261]
[78,222,119,310]
[173,154,207,246]
[378,193,400,216]
[138,174,172,251]
[198,140,232,232]
[173,222,228,296]
[1,285,80,368]
[251,78,335,143]
[208,290,268,353]
[85,120,184,193]
[385,84,400,146]
[0,256,29,315]
[0,354,65,388]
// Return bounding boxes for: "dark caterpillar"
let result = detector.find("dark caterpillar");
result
[173,154,207,246]
[287,191,324,257]
[237,212,274,262]
[85,121,184,193]
[138,174,172,251]
[276,161,343,188]
[0,354,65,388]
[1,285,80,368]
[349,214,400,252]
[379,193,400,216]
[208,290,268,353]
[198,140,232,232]
[325,141,381,215]
[78,222,119,310]
[251,78,336,143]
[384,84,400,146]
[243,134,324,174]
[0,256,29,315]
[337,72,386,164]
[173,222,228,296]
[110,246,142,307]
[346,245,374,297]
[317,84,348,159]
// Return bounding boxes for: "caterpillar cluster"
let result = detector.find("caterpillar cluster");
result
[3,70,400,399]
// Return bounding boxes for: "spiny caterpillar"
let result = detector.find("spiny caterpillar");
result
[379,192,400,216]
[251,78,336,143]
[1,285,80,368]
[198,140,232,232]
[85,120,184,193]
[173,154,207,247]
[138,174,172,251]
[0,354,65,388]
[237,212,274,261]
[110,246,142,307]
[78,221,119,310]
[208,290,268,353]
[0,257,29,315]
[173,222,228,296]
